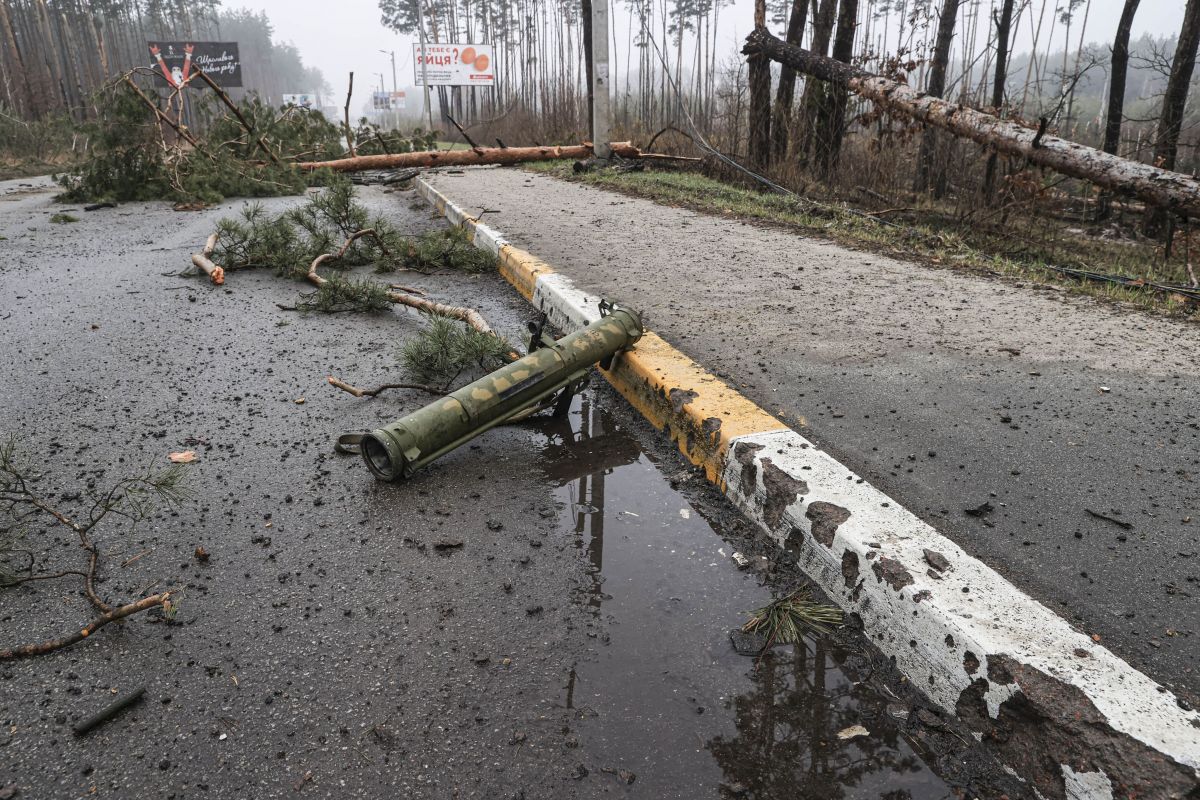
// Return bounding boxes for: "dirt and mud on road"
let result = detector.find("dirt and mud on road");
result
[0,179,1026,798]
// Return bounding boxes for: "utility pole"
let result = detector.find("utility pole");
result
[380,49,398,129]
[589,0,611,160]
[379,49,398,93]
[415,2,435,133]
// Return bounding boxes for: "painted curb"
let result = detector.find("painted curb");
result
[415,174,1200,799]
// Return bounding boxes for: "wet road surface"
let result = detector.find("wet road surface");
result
[0,178,1018,798]
[425,167,1200,704]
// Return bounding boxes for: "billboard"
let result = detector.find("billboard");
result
[371,91,407,110]
[147,41,242,87]
[412,43,494,86]
[282,93,319,109]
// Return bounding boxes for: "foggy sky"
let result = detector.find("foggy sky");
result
[236,0,1186,103]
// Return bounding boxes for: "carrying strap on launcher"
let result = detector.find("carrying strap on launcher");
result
[335,432,365,455]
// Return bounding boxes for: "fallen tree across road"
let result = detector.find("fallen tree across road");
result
[297,142,699,172]
[743,26,1200,220]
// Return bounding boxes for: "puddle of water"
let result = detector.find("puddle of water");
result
[537,393,955,799]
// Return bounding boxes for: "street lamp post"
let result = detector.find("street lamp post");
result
[415,1,434,133]
[379,49,398,129]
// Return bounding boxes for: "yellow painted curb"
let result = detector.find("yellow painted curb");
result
[602,332,787,484]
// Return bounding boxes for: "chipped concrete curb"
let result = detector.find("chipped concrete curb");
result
[415,174,1200,800]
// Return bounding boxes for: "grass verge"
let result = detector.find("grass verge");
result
[524,162,1197,317]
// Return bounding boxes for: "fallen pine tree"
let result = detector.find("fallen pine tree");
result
[742,27,1200,220]
[297,142,699,172]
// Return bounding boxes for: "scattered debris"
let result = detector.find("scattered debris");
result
[923,548,951,572]
[964,501,994,518]
[739,587,843,648]
[836,724,870,741]
[1085,508,1134,530]
[0,435,192,659]
[72,686,146,735]
[168,450,196,463]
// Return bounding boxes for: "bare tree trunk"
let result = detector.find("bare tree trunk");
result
[747,0,772,167]
[769,0,809,161]
[813,0,858,171]
[1097,0,1140,219]
[982,0,1016,200]
[797,0,837,162]
[1146,0,1200,233]
[742,27,1200,220]
[915,0,961,197]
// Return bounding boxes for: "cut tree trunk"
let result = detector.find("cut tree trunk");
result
[298,142,645,172]
[742,27,1200,220]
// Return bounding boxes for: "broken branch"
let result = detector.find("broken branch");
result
[122,75,201,149]
[0,592,170,660]
[343,72,357,159]
[192,66,280,165]
[306,230,494,334]
[191,232,223,284]
[326,376,444,397]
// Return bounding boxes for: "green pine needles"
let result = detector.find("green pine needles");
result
[741,588,843,647]
[401,314,514,388]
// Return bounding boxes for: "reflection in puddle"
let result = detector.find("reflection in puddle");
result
[536,393,953,799]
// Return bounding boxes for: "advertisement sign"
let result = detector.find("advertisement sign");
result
[412,43,494,86]
[147,41,242,87]
[282,93,319,108]
[371,91,408,110]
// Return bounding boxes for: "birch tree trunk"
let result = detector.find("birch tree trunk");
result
[743,26,1200,221]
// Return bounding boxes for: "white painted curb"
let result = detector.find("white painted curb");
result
[415,174,1200,799]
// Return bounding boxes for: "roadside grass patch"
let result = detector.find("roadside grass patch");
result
[49,213,79,224]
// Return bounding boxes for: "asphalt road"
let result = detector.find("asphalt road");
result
[0,178,1022,799]
[425,167,1200,702]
